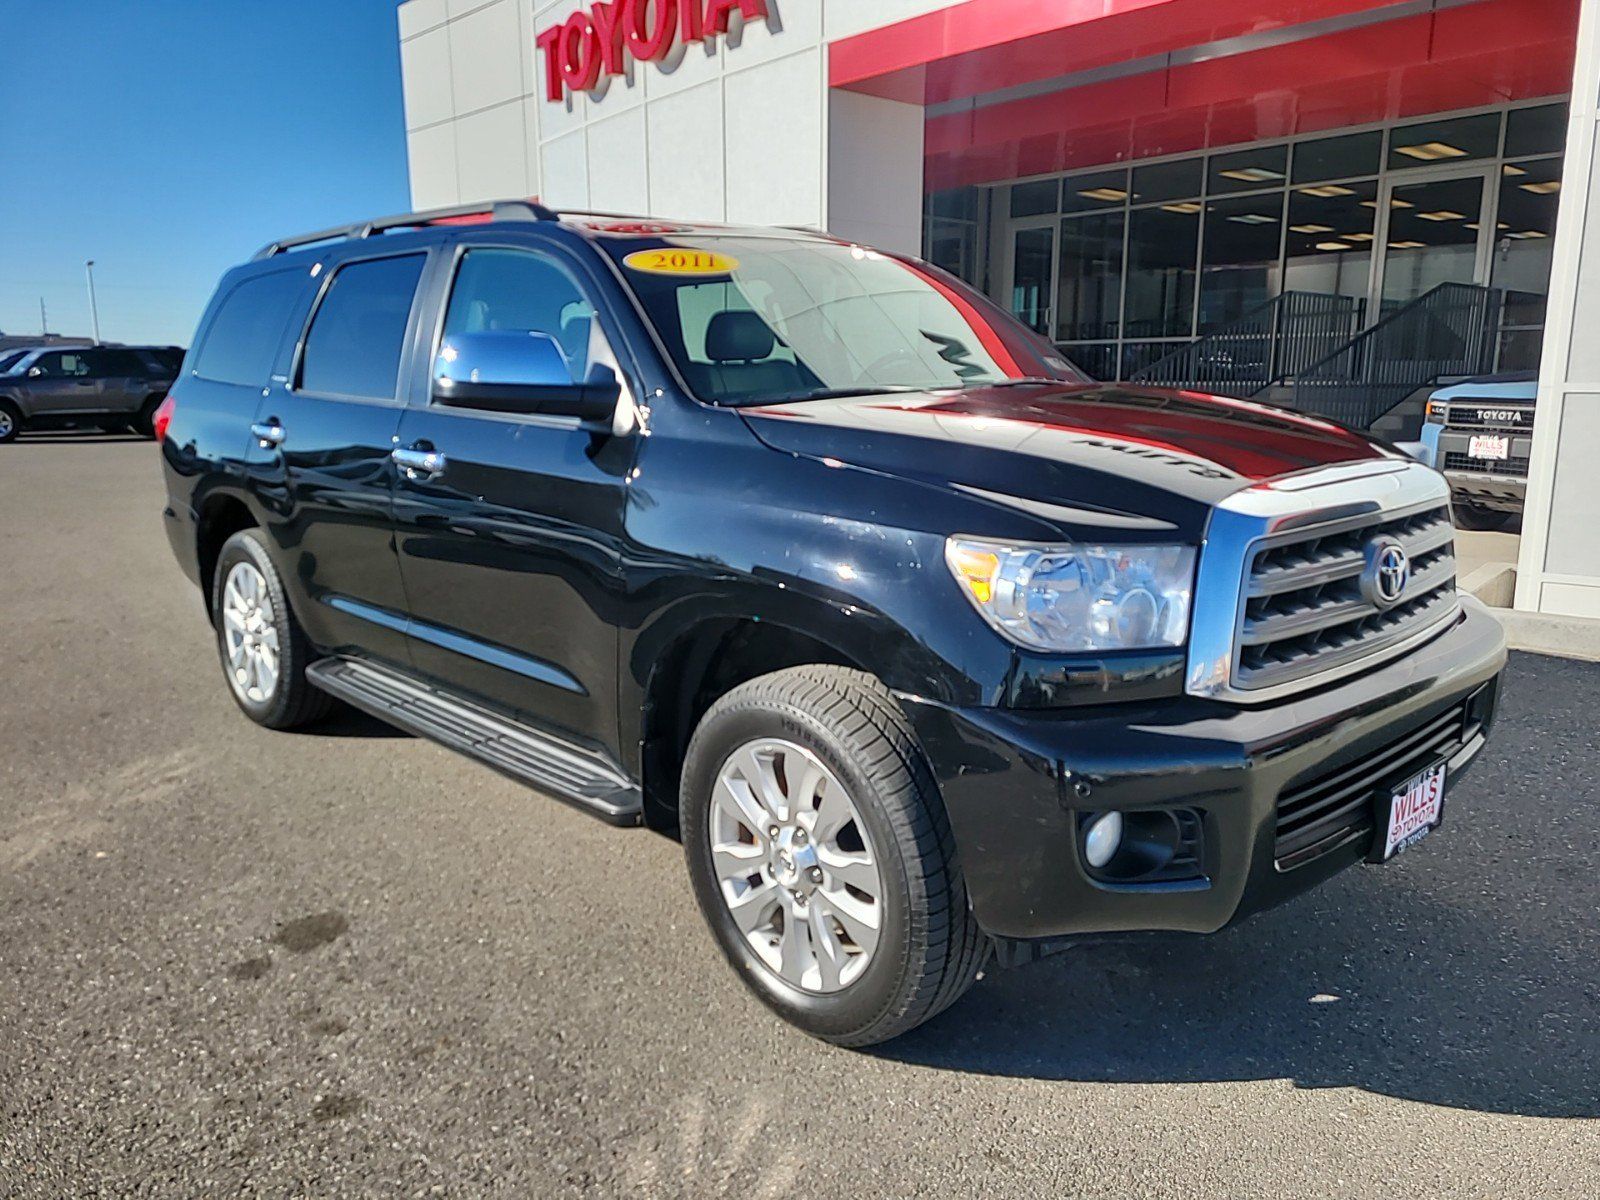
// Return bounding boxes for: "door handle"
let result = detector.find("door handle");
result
[392,445,447,481]
[250,420,286,448]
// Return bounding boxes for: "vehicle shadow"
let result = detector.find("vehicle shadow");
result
[15,431,146,445]
[300,706,408,739]
[881,653,1600,1119]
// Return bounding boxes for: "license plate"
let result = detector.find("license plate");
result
[1468,434,1510,461]
[1379,761,1446,860]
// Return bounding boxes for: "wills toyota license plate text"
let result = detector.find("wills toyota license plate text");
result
[1468,434,1510,461]
[1383,761,1446,859]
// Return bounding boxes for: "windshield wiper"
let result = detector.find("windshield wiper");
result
[736,385,927,406]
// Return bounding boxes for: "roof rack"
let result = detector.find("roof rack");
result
[251,198,560,260]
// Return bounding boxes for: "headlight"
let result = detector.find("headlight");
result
[945,537,1196,652]
[1425,400,1447,423]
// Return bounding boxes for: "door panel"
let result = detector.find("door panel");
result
[391,406,632,749]
[251,393,412,663]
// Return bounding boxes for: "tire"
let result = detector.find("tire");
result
[680,665,989,1047]
[211,529,333,730]
[0,401,22,444]
[131,395,164,439]
[1453,502,1515,532]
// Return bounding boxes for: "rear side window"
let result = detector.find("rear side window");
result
[193,269,307,386]
[97,349,148,375]
[300,254,426,401]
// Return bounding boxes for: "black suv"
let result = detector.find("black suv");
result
[160,201,1506,1045]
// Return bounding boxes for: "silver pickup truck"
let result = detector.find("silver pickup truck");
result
[0,344,181,443]
[1418,373,1535,531]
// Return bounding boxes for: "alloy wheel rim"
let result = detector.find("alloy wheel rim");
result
[221,562,280,704]
[0,411,13,437]
[710,738,884,994]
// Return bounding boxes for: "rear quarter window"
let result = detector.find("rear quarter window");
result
[193,268,308,386]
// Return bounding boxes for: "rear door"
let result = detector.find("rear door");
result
[245,249,430,667]
[92,348,149,414]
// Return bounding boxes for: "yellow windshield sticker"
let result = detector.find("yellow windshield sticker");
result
[623,248,739,276]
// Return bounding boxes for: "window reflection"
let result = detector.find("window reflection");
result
[1125,205,1198,338]
[1056,211,1123,342]
[1200,193,1284,331]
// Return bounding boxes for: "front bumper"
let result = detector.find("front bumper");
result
[1446,470,1526,512]
[902,597,1507,942]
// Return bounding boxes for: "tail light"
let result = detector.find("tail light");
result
[152,393,177,441]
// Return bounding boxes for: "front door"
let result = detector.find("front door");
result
[391,239,635,757]
[1371,166,1496,315]
[1005,223,1057,336]
[23,348,100,414]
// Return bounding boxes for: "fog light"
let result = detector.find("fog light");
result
[1083,811,1124,869]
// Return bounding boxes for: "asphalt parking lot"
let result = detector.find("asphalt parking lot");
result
[2,435,1597,1198]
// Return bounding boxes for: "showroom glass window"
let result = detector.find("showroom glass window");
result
[996,101,1567,382]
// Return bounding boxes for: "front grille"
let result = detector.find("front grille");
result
[1275,695,1480,868]
[1234,504,1458,693]
[1443,450,1530,478]
[1443,405,1534,430]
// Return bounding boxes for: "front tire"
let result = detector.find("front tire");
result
[0,402,22,444]
[680,666,988,1046]
[211,529,332,729]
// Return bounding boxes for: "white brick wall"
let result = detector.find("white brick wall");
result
[396,0,959,246]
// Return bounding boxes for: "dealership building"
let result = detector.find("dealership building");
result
[397,0,1600,624]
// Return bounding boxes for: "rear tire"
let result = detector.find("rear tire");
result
[131,395,164,439]
[680,665,988,1047]
[0,401,22,444]
[1453,502,1515,532]
[211,529,332,730]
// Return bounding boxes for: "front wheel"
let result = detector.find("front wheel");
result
[680,666,988,1046]
[0,402,22,444]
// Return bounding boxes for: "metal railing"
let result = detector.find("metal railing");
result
[1129,291,1364,397]
[1288,283,1504,429]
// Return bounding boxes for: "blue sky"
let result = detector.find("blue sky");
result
[0,0,411,346]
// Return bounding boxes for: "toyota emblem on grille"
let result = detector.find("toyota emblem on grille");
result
[1362,537,1411,609]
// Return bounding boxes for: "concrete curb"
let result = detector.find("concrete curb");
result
[1465,561,1600,663]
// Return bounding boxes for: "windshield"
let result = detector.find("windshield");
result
[0,350,28,374]
[602,236,1084,405]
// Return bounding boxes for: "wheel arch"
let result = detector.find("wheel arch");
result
[195,490,261,619]
[637,613,873,833]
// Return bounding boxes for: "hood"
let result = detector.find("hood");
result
[739,383,1392,541]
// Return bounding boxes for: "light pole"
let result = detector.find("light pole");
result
[84,260,101,345]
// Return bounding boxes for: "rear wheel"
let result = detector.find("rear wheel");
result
[131,395,164,438]
[0,402,22,444]
[212,529,332,729]
[680,666,988,1046]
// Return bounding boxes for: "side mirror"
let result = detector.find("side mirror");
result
[432,331,620,424]
[26,366,43,378]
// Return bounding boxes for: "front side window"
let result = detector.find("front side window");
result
[31,351,90,377]
[300,254,426,400]
[606,237,1080,405]
[439,248,602,384]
